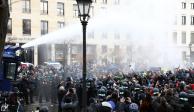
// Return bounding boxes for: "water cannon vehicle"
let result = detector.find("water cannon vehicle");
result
[0,45,24,91]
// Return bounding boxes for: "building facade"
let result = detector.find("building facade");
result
[173,0,194,64]
[7,0,194,66]
[6,0,125,66]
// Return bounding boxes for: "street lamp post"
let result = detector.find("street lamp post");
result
[75,0,92,112]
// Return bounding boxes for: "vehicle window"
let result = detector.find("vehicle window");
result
[5,63,16,80]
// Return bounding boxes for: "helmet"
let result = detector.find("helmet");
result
[86,78,94,88]
[101,86,107,91]
[96,81,103,89]
[121,81,129,89]
[97,87,107,98]
[59,86,65,91]
[13,87,19,93]
[119,87,125,96]
[129,103,139,112]
[134,84,141,91]
[153,88,159,95]
[39,106,49,112]
[107,80,114,89]
[87,77,94,82]
[66,77,73,82]
[179,92,188,101]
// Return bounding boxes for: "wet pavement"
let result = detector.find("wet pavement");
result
[24,100,58,112]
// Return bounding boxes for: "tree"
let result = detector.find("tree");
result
[0,0,9,61]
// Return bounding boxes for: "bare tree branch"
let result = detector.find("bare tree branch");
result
[0,0,10,61]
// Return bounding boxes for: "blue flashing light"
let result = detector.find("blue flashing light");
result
[3,45,23,60]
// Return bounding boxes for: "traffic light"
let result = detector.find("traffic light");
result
[0,0,5,8]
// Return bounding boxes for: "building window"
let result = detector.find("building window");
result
[22,0,31,13]
[182,31,186,44]
[40,0,48,15]
[102,0,107,4]
[41,20,48,35]
[114,0,119,5]
[191,32,194,44]
[101,45,107,54]
[73,4,78,18]
[191,3,194,9]
[88,32,94,39]
[191,16,194,25]
[57,21,65,29]
[7,18,12,34]
[173,32,177,44]
[57,2,64,16]
[182,16,186,25]
[182,2,186,9]
[72,45,81,54]
[23,19,31,35]
[55,44,64,60]
[8,0,12,12]
[114,32,120,39]
[182,51,186,61]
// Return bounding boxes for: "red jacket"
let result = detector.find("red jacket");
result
[190,84,194,90]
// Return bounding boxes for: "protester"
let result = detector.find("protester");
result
[10,63,194,112]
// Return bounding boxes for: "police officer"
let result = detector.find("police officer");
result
[179,92,192,112]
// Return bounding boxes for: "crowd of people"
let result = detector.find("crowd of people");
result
[14,63,194,112]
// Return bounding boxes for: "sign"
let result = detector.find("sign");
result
[6,37,35,43]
